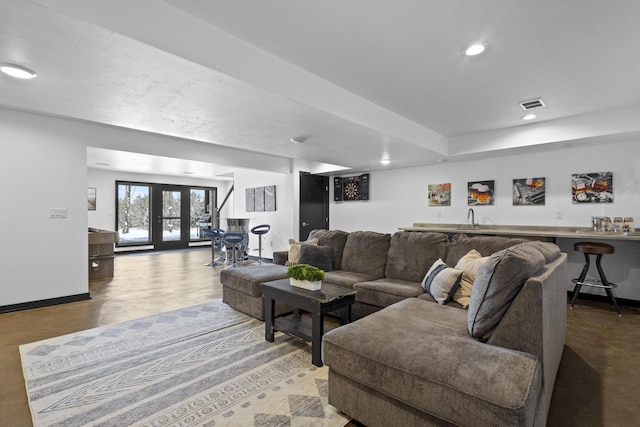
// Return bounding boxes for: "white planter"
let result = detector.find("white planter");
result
[289,278,322,291]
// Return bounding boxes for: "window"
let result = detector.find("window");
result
[116,183,151,245]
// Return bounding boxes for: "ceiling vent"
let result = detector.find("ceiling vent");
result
[519,98,546,110]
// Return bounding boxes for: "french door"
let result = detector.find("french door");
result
[116,181,216,250]
[151,185,190,250]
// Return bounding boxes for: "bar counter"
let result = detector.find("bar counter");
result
[399,223,640,242]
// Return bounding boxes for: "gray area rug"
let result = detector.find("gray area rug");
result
[20,300,349,427]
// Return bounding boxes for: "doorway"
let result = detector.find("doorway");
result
[116,181,217,250]
[299,172,329,239]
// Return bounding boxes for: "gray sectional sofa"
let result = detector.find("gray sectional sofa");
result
[219,229,567,426]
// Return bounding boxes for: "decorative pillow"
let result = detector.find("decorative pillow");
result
[286,238,319,266]
[467,245,546,341]
[421,258,463,305]
[298,244,333,272]
[453,249,490,308]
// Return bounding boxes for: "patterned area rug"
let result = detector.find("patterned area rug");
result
[20,300,349,427]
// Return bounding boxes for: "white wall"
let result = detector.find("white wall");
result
[331,140,640,300]
[231,168,295,258]
[0,109,87,306]
[87,168,233,232]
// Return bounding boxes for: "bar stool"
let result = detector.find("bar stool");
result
[222,232,245,268]
[570,241,621,316]
[202,228,225,266]
[250,224,271,265]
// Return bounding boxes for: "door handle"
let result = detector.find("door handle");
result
[302,222,310,227]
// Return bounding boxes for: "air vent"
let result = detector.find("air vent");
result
[519,98,546,110]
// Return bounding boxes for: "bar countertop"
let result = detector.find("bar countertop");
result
[400,223,640,241]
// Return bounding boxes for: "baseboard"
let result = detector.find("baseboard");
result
[0,293,91,314]
[567,291,640,308]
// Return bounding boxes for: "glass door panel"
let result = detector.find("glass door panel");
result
[116,183,151,245]
[152,186,189,250]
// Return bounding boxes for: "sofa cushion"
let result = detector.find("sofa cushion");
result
[354,279,424,307]
[323,298,542,426]
[422,259,463,305]
[285,238,318,266]
[385,231,450,282]
[445,233,528,266]
[522,240,561,263]
[298,244,333,272]
[323,270,380,289]
[453,250,490,308]
[467,244,546,341]
[220,264,288,297]
[308,229,349,270]
[340,231,391,278]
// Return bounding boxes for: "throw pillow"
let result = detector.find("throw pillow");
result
[467,244,546,341]
[453,249,490,308]
[298,244,333,272]
[421,258,463,305]
[286,238,319,266]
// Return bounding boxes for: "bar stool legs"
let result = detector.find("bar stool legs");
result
[571,242,621,316]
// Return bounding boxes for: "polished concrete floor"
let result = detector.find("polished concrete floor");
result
[1,248,638,426]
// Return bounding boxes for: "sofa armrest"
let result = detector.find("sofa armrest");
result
[273,250,288,265]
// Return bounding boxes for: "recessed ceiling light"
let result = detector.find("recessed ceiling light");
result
[465,44,485,56]
[522,114,537,121]
[0,63,38,79]
[380,159,391,165]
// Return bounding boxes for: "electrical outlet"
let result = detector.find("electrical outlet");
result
[555,210,564,219]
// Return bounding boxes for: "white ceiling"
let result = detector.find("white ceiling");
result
[2,0,640,178]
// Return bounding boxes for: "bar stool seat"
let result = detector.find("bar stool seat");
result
[570,241,621,315]
[250,224,271,265]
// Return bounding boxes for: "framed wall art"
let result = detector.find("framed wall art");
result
[572,172,613,203]
[513,177,545,205]
[468,180,494,205]
[428,183,451,206]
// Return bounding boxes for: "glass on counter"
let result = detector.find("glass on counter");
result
[623,217,635,233]
[613,217,623,233]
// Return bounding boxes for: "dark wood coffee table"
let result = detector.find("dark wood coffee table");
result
[262,278,356,367]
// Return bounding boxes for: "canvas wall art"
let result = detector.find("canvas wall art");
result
[513,177,545,205]
[468,180,494,205]
[572,172,613,203]
[428,183,451,206]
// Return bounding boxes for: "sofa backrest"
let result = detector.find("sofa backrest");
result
[307,229,349,270]
[444,233,529,266]
[340,231,391,278]
[385,231,450,282]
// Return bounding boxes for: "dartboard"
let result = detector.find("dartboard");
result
[344,181,360,200]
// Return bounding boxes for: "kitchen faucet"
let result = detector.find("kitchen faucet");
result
[467,208,476,229]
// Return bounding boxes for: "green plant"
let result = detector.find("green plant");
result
[287,264,325,282]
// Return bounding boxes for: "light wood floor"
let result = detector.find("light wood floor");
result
[1,248,639,426]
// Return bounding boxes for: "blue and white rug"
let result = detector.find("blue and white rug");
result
[20,300,348,427]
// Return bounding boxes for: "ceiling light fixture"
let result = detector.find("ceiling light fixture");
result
[290,137,307,144]
[465,44,485,56]
[522,113,537,121]
[380,159,391,165]
[0,63,38,79]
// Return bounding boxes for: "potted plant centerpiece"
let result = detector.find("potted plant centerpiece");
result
[287,264,325,291]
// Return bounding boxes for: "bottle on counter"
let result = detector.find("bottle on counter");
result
[613,217,623,232]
